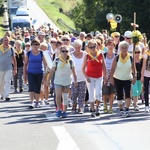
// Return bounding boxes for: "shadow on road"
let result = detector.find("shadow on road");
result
[1,92,149,126]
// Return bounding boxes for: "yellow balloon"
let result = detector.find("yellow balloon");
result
[110,20,117,29]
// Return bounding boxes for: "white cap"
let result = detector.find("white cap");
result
[124,31,132,38]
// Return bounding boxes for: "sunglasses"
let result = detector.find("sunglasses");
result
[51,41,57,44]
[62,39,69,41]
[61,50,69,53]
[57,42,62,45]
[32,43,40,46]
[126,37,131,39]
[89,45,96,49]
[115,36,120,38]
[25,45,30,47]
[135,51,140,54]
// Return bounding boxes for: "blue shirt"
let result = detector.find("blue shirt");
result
[27,51,43,74]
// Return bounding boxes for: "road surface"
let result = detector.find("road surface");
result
[0,87,150,150]
[28,0,60,31]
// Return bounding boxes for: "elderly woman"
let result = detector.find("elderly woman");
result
[110,41,136,117]
[71,39,87,114]
[61,35,75,52]
[23,39,46,109]
[47,45,77,118]
[82,39,107,117]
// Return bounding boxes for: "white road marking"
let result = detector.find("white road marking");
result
[52,126,80,150]
[45,113,58,120]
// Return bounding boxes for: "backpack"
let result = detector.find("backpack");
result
[103,52,117,59]
[103,52,132,63]
[11,47,14,56]
[55,58,73,70]
[116,55,133,63]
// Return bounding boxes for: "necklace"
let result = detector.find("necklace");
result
[107,52,114,59]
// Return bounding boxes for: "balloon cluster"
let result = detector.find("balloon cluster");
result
[106,13,122,30]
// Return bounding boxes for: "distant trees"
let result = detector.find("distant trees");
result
[71,0,150,39]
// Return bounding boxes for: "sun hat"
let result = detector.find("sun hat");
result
[111,32,120,37]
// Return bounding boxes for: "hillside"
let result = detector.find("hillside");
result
[0,0,82,37]
[35,0,82,32]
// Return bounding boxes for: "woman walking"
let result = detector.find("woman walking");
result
[47,45,77,118]
[110,41,136,117]
[23,39,46,109]
[82,39,107,117]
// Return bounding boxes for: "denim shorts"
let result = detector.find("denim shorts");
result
[54,84,71,89]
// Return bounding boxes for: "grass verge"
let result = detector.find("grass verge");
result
[0,16,5,38]
[35,0,78,32]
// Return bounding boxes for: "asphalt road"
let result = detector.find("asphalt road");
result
[0,87,150,150]
[28,0,60,31]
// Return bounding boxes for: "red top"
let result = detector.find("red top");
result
[86,53,103,78]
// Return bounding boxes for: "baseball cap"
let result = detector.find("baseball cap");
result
[124,31,132,38]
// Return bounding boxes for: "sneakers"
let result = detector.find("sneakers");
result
[95,109,101,116]
[19,89,23,93]
[40,100,49,105]
[68,99,72,107]
[29,102,35,109]
[1,97,3,100]
[40,100,45,105]
[118,111,131,117]
[91,111,96,117]
[118,111,124,116]
[35,102,40,108]
[24,84,28,90]
[78,107,84,114]
[5,97,10,101]
[44,100,49,105]
[104,105,108,113]
[62,111,67,118]
[84,104,89,112]
[145,106,149,113]
[124,111,131,117]
[108,108,113,114]
[134,106,139,111]
[56,110,62,117]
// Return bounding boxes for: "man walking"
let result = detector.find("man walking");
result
[0,36,17,101]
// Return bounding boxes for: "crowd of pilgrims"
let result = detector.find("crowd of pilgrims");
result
[0,25,150,118]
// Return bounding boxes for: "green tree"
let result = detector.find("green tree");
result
[72,0,150,39]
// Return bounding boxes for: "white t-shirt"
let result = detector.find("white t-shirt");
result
[53,58,75,86]
[71,51,86,82]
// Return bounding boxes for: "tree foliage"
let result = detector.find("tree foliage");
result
[71,0,150,39]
